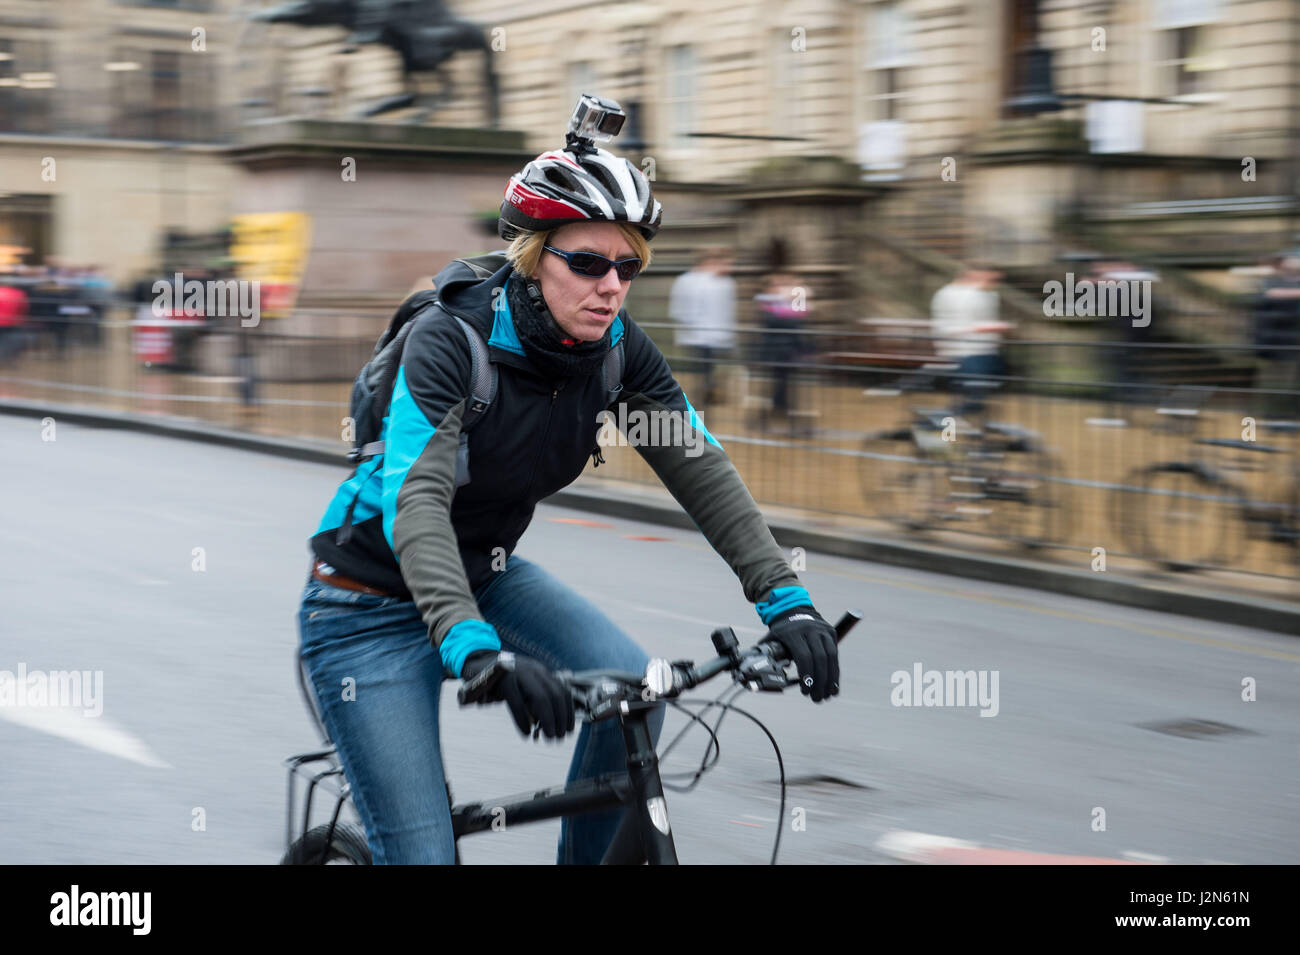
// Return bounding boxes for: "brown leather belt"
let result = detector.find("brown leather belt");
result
[312,558,393,596]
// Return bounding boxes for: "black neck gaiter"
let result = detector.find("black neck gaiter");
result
[506,273,611,380]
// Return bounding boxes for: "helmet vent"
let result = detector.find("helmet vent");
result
[544,166,575,188]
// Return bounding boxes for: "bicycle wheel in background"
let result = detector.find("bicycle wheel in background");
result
[859,429,932,531]
[1118,463,1245,571]
[991,451,1069,550]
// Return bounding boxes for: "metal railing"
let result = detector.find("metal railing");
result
[2,312,1296,590]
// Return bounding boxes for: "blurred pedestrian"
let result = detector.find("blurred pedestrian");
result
[29,264,71,357]
[929,264,1010,413]
[1095,258,1160,405]
[80,265,114,347]
[1252,250,1300,418]
[755,270,814,436]
[668,246,736,410]
[0,272,28,366]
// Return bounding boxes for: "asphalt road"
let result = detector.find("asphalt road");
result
[1,414,1297,864]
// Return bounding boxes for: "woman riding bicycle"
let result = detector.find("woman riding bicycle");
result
[296,95,840,865]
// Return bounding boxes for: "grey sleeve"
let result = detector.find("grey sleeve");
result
[383,312,488,653]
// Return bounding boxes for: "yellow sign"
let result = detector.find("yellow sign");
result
[229,212,311,319]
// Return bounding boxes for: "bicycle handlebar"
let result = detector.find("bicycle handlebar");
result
[457,610,863,719]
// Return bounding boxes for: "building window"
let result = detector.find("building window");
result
[152,51,183,140]
[664,45,695,150]
[874,67,901,122]
[1159,25,1211,96]
[864,2,910,123]
[0,194,53,267]
[0,38,56,135]
[1153,0,1222,97]
[771,28,811,143]
[110,48,218,142]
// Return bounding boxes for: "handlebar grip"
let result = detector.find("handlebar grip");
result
[762,610,862,661]
[834,610,862,642]
[456,655,512,705]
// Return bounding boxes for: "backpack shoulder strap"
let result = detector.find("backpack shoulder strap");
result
[452,315,497,432]
[376,288,440,354]
[602,335,625,405]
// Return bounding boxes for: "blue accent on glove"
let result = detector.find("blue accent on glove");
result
[755,585,813,626]
[441,619,503,678]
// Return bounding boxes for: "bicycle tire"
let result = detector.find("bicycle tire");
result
[859,428,931,530]
[1118,463,1245,571]
[991,450,1068,550]
[281,823,373,865]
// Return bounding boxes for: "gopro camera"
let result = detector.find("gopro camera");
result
[566,93,625,153]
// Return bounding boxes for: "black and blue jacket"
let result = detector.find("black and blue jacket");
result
[309,258,813,677]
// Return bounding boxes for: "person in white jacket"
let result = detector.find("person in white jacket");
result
[669,247,736,408]
[930,265,1011,411]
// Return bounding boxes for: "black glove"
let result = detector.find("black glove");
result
[762,607,840,702]
[461,649,576,740]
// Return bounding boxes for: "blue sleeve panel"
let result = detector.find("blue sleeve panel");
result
[381,365,438,556]
[681,392,723,450]
[755,585,813,625]
[314,451,384,535]
[441,619,503,678]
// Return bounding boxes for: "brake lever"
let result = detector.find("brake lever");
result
[735,647,797,692]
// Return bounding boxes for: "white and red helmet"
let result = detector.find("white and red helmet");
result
[499,145,662,241]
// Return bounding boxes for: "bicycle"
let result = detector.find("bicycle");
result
[1114,401,1299,573]
[281,610,862,865]
[858,372,1067,549]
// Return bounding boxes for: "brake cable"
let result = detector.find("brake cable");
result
[654,683,789,864]
[658,683,745,787]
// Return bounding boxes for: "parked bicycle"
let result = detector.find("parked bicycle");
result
[858,372,1067,549]
[282,610,862,865]
[1114,398,1299,572]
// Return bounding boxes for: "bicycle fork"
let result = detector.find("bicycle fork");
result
[601,706,678,865]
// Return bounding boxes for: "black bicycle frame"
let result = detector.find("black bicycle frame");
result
[449,701,678,864]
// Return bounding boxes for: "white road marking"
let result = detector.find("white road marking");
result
[876,830,979,862]
[0,705,171,768]
[1121,850,1170,863]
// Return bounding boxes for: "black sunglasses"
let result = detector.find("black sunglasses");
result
[544,245,643,282]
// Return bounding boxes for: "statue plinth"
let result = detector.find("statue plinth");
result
[226,118,531,317]
[211,118,532,380]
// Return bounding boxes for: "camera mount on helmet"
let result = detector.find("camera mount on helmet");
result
[564,93,626,156]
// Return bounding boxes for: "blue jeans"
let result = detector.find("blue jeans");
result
[296,554,665,864]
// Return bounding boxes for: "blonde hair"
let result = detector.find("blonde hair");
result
[505,222,653,279]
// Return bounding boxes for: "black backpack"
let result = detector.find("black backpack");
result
[335,252,625,544]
